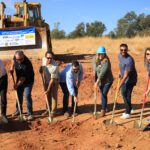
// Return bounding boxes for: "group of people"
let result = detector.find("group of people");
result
[0,43,150,123]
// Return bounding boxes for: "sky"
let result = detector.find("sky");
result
[0,0,150,34]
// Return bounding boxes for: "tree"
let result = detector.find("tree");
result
[67,22,86,38]
[115,11,138,37]
[51,22,66,39]
[86,21,106,37]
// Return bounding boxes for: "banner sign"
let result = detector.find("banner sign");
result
[0,27,36,47]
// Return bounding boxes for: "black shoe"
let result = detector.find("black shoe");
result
[12,111,19,117]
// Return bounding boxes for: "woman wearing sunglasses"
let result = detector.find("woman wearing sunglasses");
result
[118,44,137,119]
[93,46,114,117]
[144,48,150,96]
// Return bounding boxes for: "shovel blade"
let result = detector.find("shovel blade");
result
[48,117,57,123]
[103,119,117,126]
[19,115,26,122]
[133,120,148,130]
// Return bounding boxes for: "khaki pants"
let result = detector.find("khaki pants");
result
[45,80,58,114]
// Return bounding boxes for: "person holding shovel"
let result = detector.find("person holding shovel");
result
[93,46,114,117]
[59,60,83,118]
[10,50,34,121]
[144,48,150,96]
[144,48,150,122]
[39,52,59,118]
[0,59,8,123]
[118,44,137,119]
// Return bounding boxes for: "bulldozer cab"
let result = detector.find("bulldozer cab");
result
[0,1,52,59]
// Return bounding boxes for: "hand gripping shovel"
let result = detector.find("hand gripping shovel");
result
[133,77,150,130]
[72,100,77,123]
[41,74,57,122]
[103,77,121,125]
[11,74,26,122]
[0,98,8,124]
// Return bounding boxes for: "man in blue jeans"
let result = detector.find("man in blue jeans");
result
[118,44,137,119]
[10,51,34,120]
[59,61,83,118]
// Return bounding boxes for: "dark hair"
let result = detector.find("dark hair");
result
[72,60,79,67]
[144,48,150,65]
[120,43,128,50]
[45,51,53,58]
[15,50,24,56]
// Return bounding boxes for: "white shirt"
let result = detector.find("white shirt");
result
[0,59,6,78]
[42,57,59,84]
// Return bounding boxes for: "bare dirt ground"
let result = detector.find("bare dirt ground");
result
[0,45,150,150]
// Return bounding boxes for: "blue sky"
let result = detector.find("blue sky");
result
[1,0,150,34]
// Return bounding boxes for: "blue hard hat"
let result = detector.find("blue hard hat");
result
[97,46,106,54]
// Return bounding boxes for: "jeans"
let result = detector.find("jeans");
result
[16,83,33,115]
[0,74,8,115]
[99,82,112,110]
[60,82,78,113]
[121,83,135,114]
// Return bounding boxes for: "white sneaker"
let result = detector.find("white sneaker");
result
[122,109,134,116]
[27,115,34,121]
[131,109,134,114]
[120,113,131,119]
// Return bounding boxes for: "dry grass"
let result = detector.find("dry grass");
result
[52,36,150,55]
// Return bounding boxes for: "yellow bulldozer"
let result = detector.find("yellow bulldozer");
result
[0,0,52,59]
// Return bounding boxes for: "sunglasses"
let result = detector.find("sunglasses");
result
[16,58,23,61]
[46,57,52,60]
[120,49,127,52]
[146,53,150,56]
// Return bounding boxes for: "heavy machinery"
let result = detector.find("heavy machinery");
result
[0,0,52,59]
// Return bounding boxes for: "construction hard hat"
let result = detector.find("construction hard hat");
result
[97,46,106,54]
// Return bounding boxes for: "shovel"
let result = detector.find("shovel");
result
[41,74,57,122]
[72,100,77,123]
[133,77,150,130]
[0,98,8,124]
[103,77,121,125]
[92,89,100,119]
[11,74,26,122]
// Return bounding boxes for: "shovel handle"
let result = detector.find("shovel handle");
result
[41,74,52,121]
[72,100,77,123]
[10,73,23,118]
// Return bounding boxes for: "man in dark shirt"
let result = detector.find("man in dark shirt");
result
[10,50,34,120]
[118,44,137,119]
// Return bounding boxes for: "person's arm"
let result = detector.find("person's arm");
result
[45,78,54,94]
[14,77,26,90]
[118,70,129,92]
[66,71,76,96]
[144,75,150,96]
[10,60,15,75]
[94,59,109,89]
[77,64,83,88]
[45,66,57,94]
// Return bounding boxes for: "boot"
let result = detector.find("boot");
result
[101,109,106,117]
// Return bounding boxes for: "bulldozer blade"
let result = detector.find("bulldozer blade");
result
[103,119,118,126]
[0,116,8,124]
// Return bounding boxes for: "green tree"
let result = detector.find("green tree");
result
[67,22,85,38]
[115,11,138,37]
[86,21,106,37]
[51,22,66,39]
